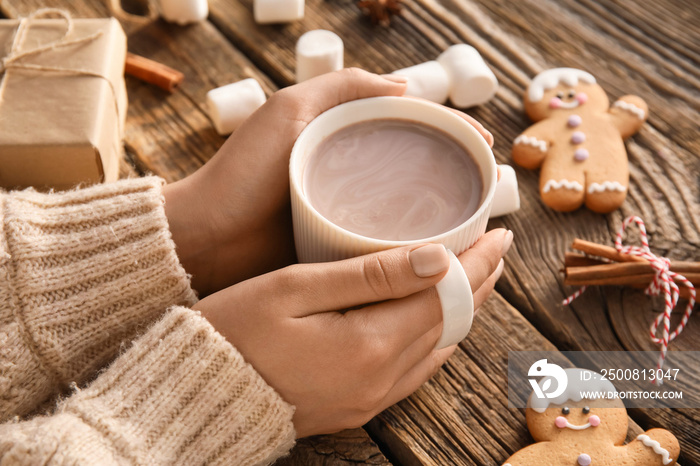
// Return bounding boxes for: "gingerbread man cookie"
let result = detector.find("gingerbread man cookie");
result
[503,367,680,466]
[512,68,648,213]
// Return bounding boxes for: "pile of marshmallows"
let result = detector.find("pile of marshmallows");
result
[156,0,499,136]
[208,35,499,135]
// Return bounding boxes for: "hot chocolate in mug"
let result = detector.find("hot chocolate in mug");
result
[290,96,519,348]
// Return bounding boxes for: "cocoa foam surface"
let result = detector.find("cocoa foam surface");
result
[304,119,483,241]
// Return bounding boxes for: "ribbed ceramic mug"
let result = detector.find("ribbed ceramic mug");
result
[290,96,518,263]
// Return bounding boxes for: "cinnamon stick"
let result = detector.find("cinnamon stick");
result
[564,272,700,287]
[125,52,184,92]
[564,252,606,268]
[565,262,700,283]
[571,238,646,263]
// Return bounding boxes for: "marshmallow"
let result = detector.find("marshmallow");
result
[296,30,343,83]
[159,0,208,25]
[393,61,449,104]
[437,44,498,108]
[490,164,520,217]
[254,0,304,24]
[207,79,266,135]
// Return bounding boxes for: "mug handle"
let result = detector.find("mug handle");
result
[434,250,474,349]
[490,164,520,218]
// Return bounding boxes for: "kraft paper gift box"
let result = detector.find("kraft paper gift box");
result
[0,16,127,190]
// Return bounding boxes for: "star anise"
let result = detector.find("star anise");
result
[357,0,403,27]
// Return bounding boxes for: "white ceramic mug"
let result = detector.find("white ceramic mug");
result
[289,96,519,348]
[290,96,518,262]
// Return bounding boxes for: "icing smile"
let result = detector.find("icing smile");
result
[549,92,588,110]
[555,415,600,430]
[553,99,580,109]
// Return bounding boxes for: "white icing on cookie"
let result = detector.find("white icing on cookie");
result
[542,179,583,193]
[613,100,646,120]
[529,368,616,413]
[514,134,547,152]
[587,181,627,194]
[528,68,596,103]
[556,99,581,109]
[560,419,593,430]
[637,434,673,465]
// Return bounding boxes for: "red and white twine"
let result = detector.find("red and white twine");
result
[564,216,696,383]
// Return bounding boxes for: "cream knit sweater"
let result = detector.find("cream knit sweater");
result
[0,177,296,465]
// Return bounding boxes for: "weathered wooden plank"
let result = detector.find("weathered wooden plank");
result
[602,0,700,68]
[275,429,391,465]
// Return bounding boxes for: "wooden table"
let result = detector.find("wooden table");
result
[3,0,698,464]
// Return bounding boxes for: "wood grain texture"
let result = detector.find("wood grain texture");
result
[275,429,391,465]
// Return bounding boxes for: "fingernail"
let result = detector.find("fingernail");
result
[410,244,450,278]
[495,258,505,281]
[381,73,408,84]
[502,230,514,256]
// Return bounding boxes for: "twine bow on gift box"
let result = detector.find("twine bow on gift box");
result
[563,216,697,383]
[0,8,123,127]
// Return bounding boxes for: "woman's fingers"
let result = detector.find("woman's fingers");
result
[473,258,504,314]
[357,253,505,383]
[444,106,494,147]
[402,95,493,147]
[387,321,444,380]
[333,230,510,359]
[375,258,502,416]
[458,228,512,293]
[378,345,458,413]
[196,230,512,438]
[347,287,444,355]
[280,243,450,317]
[277,68,407,121]
[337,233,510,380]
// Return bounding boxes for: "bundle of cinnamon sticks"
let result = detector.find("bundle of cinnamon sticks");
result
[563,239,700,299]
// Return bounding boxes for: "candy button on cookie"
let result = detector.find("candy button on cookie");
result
[571,131,586,144]
[568,114,582,127]
[574,148,589,162]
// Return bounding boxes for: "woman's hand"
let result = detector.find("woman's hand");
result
[193,228,511,438]
[163,68,494,296]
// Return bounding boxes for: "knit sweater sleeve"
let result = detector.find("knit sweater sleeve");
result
[0,177,198,420]
[0,306,297,465]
